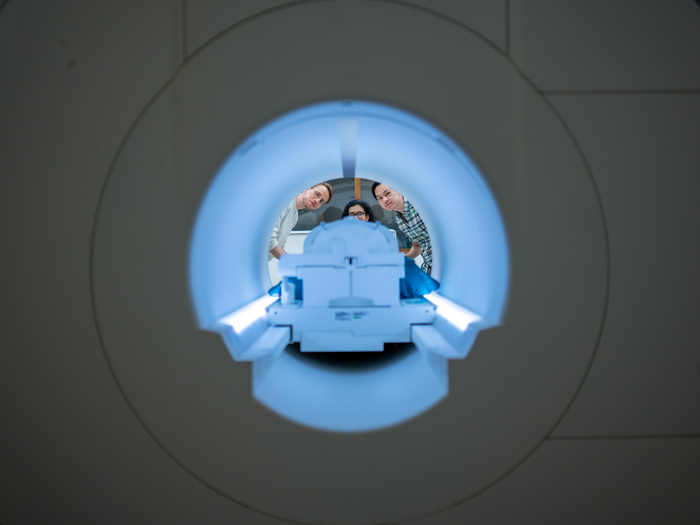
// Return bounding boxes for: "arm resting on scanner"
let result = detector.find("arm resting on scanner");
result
[405,243,421,259]
[270,244,287,260]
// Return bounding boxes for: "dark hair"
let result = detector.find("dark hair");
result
[371,181,382,200]
[341,199,377,222]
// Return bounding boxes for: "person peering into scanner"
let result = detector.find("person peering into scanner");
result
[341,199,377,223]
[372,182,433,275]
[269,182,333,260]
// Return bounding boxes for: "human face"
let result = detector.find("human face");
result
[374,184,401,211]
[302,185,330,210]
[347,204,369,221]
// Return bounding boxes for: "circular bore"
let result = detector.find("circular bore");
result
[91,3,607,524]
[188,100,510,432]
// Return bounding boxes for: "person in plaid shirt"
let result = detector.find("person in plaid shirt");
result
[372,182,433,275]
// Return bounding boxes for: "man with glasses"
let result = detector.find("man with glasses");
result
[371,182,433,275]
[269,183,333,260]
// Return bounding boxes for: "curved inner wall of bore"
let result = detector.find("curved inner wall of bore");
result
[189,101,510,432]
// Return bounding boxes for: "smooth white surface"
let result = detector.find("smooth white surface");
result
[254,345,448,432]
[268,230,416,284]
[279,218,404,308]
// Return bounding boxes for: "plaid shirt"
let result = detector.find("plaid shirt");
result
[396,201,433,274]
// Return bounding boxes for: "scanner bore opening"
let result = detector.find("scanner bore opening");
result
[189,100,509,432]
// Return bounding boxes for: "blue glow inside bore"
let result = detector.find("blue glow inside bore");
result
[189,101,509,432]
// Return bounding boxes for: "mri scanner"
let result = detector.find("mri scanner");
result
[269,218,434,352]
[2,1,700,524]
[189,100,508,431]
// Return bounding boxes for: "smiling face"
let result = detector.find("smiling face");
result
[301,184,330,210]
[347,204,369,221]
[373,184,402,212]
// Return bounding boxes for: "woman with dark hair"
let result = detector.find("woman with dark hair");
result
[341,199,377,222]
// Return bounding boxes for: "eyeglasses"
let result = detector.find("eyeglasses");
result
[348,211,365,219]
[376,189,393,202]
